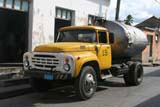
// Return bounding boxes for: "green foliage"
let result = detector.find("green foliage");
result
[124,15,133,25]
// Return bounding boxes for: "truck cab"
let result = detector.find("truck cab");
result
[23,26,143,100]
[56,26,113,71]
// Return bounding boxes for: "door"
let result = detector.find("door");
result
[97,32,111,69]
[147,35,153,57]
[0,0,29,63]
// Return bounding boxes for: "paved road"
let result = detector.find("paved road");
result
[0,66,160,107]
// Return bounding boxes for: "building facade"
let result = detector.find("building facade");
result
[32,0,110,50]
[136,16,160,63]
[0,0,110,63]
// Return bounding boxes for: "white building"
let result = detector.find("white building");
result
[32,0,111,49]
[0,0,110,63]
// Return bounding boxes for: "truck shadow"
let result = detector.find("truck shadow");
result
[0,80,127,107]
[98,80,126,87]
[31,80,125,104]
[33,86,108,104]
[33,88,80,103]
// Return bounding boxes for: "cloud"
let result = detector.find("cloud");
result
[134,11,152,20]
[107,0,160,23]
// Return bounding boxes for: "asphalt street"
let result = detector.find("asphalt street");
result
[0,66,160,107]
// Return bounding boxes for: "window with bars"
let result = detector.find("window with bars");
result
[0,0,29,12]
[56,7,72,20]
[0,0,4,6]
[14,0,21,10]
[88,15,103,25]
[6,0,12,8]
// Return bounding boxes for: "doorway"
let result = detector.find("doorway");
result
[0,8,29,63]
[147,35,153,57]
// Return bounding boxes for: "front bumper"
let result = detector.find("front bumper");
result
[23,52,75,77]
[25,70,72,80]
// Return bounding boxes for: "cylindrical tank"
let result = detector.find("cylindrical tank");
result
[102,21,148,61]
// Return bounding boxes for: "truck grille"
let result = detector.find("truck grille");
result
[31,53,60,70]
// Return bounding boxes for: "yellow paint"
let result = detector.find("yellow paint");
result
[34,43,95,52]
[34,26,112,78]
[96,44,111,69]
[67,51,100,77]
[59,26,108,32]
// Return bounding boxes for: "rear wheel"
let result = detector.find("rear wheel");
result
[124,62,143,86]
[75,66,97,100]
[30,78,52,92]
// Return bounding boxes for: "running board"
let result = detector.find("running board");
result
[101,74,112,80]
[100,70,113,80]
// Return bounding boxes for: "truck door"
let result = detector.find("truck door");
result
[97,32,111,69]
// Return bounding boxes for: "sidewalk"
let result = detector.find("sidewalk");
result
[143,61,160,67]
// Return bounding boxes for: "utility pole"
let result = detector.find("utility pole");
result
[115,0,121,21]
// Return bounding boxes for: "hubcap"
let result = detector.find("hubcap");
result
[84,73,96,94]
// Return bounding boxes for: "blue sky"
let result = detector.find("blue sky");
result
[107,0,160,25]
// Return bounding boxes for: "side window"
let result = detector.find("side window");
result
[109,32,114,44]
[99,32,107,43]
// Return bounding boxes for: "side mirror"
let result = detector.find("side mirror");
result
[109,32,114,44]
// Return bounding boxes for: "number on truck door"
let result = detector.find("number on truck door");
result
[98,32,111,69]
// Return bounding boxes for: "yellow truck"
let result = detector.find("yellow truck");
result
[23,21,148,100]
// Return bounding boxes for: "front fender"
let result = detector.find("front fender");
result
[73,52,100,78]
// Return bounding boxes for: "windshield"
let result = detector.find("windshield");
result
[56,30,97,43]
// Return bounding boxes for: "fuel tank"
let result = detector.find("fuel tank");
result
[102,21,148,61]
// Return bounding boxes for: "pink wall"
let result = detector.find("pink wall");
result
[142,29,160,63]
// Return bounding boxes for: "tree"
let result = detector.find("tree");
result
[124,15,133,25]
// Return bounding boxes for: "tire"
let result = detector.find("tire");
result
[123,62,143,86]
[30,78,52,92]
[75,66,97,100]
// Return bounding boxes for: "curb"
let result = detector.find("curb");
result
[0,77,29,87]
[142,63,153,67]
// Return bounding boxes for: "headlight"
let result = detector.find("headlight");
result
[23,60,29,67]
[23,52,32,70]
[63,64,70,71]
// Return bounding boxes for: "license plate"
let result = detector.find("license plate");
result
[44,73,53,80]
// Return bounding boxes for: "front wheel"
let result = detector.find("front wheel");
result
[75,66,97,100]
[124,62,143,86]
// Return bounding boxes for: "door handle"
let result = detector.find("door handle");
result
[95,45,99,55]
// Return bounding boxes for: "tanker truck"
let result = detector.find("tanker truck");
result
[23,21,148,100]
